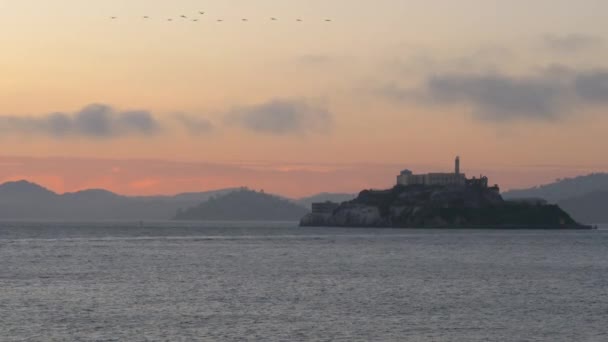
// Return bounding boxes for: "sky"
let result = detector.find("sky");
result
[1,0,608,197]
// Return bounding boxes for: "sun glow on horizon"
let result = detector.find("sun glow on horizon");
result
[1,0,607,195]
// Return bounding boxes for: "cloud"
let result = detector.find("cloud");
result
[420,72,569,121]
[225,99,333,135]
[385,45,514,77]
[0,104,162,138]
[575,70,608,102]
[379,67,608,121]
[172,113,214,135]
[542,33,604,52]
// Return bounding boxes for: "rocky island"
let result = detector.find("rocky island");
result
[301,157,591,229]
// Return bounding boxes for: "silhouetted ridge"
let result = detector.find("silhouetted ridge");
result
[0,180,239,220]
[64,189,122,200]
[558,191,608,223]
[503,173,608,203]
[174,188,309,221]
[0,180,57,199]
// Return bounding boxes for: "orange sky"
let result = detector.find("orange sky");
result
[1,1,608,197]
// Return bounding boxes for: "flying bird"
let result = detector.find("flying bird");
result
[270,17,277,21]
[143,16,149,19]
[110,16,117,20]
[296,19,302,22]
[199,11,205,15]
[180,15,187,19]
[192,19,199,22]
[167,18,173,21]
[217,19,223,22]
[325,19,332,22]
[242,18,248,22]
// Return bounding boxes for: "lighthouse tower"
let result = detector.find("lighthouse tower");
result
[455,156,460,175]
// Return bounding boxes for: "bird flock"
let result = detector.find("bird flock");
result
[109,11,332,23]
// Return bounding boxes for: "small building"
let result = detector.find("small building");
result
[311,201,340,215]
[397,157,466,186]
[466,176,500,193]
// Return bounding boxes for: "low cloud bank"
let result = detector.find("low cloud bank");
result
[541,33,604,52]
[380,67,608,121]
[1,99,332,139]
[0,104,161,138]
[225,98,333,135]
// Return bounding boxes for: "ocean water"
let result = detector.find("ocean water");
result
[0,222,607,342]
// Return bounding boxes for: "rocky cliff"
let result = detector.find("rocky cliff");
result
[300,184,589,229]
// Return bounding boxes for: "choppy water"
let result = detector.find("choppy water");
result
[0,221,607,342]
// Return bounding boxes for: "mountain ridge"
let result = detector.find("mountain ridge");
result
[558,191,608,224]
[503,173,608,203]
[7,176,604,223]
[0,180,239,220]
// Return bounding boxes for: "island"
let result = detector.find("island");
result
[174,188,309,221]
[300,157,592,229]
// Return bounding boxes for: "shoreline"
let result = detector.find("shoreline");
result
[300,223,596,230]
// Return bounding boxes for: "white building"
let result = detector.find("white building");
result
[397,157,466,186]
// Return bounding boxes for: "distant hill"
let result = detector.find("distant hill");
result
[0,180,57,200]
[558,191,608,224]
[296,192,357,210]
[174,188,309,221]
[503,173,608,203]
[0,180,237,220]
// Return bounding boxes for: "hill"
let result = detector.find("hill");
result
[0,180,236,220]
[558,191,608,224]
[503,173,608,203]
[174,188,309,221]
[0,180,57,199]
